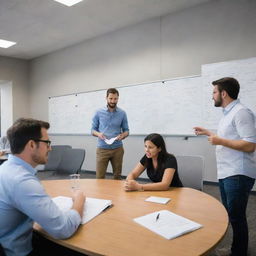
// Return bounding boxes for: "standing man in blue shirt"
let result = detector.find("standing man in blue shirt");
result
[194,77,256,256]
[92,88,129,179]
[0,118,85,256]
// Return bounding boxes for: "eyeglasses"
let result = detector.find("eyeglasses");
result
[34,139,51,147]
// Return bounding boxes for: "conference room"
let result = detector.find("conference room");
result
[0,0,256,255]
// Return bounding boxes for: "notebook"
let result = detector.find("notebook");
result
[53,196,112,224]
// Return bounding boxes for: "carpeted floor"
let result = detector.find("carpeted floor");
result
[37,170,256,256]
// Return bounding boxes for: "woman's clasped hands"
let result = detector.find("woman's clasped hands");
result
[124,179,142,191]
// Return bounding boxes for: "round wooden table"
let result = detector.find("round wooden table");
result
[36,179,228,256]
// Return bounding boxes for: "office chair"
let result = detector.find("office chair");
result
[57,148,85,174]
[44,145,72,171]
[176,155,204,191]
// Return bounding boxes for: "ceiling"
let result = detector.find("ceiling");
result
[0,0,212,60]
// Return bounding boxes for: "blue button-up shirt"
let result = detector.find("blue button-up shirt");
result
[0,155,81,256]
[92,106,129,149]
[216,100,256,179]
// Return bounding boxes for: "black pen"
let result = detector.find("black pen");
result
[156,213,160,222]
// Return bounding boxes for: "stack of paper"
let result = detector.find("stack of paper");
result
[104,136,118,145]
[134,210,202,239]
[145,196,171,204]
[53,196,112,224]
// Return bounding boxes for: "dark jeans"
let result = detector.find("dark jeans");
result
[219,175,255,256]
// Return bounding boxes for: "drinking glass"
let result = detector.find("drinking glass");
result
[70,174,80,191]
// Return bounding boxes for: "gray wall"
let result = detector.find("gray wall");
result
[0,56,30,121]
[50,135,213,180]
[26,0,256,182]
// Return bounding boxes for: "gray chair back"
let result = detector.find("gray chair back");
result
[176,155,204,190]
[57,148,85,174]
[44,145,72,171]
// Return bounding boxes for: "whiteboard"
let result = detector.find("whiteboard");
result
[49,57,256,135]
[202,57,256,129]
[49,90,105,134]
[49,76,202,135]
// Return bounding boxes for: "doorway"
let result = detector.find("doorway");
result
[0,81,13,136]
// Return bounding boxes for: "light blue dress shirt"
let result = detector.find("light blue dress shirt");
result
[216,100,256,179]
[0,155,81,256]
[91,106,129,149]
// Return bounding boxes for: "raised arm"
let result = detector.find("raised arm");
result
[212,109,256,152]
[195,110,256,153]
[194,126,214,136]
[195,128,255,152]
[207,135,255,153]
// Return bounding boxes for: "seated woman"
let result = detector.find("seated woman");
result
[124,133,182,191]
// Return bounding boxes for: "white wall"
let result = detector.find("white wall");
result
[161,0,256,78]
[28,0,256,182]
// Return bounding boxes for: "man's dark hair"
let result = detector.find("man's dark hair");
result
[212,77,240,99]
[106,88,119,97]
[7,118,50,154]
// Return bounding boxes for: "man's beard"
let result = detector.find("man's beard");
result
[214,97,222,107]
[108,103,116,109]
[32,152,48,165]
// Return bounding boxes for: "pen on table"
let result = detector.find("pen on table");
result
[156,213,160,222]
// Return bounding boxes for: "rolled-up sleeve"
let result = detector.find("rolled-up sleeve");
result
[121,112,129,133]
[235,109,256,143]
[91,111,99,134]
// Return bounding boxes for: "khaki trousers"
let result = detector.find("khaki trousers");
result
[96,147,124,179]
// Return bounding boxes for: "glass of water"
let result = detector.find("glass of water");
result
[70,174,80,191]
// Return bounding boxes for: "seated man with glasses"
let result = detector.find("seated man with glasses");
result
[0,118,86,256]
[34,139,52,147]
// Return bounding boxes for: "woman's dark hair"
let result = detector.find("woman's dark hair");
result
[7,118,50,154]
[144,133,171,172]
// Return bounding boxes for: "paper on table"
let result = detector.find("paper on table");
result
[134,210,202,240]
[104,136,118,145]
[53,196,112,224]
[145,196,171,204]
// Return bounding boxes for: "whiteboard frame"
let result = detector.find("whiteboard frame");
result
[48,75,200,136]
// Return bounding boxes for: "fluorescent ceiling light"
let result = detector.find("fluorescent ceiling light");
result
[54,0,83,6]
[0,39,16,48]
